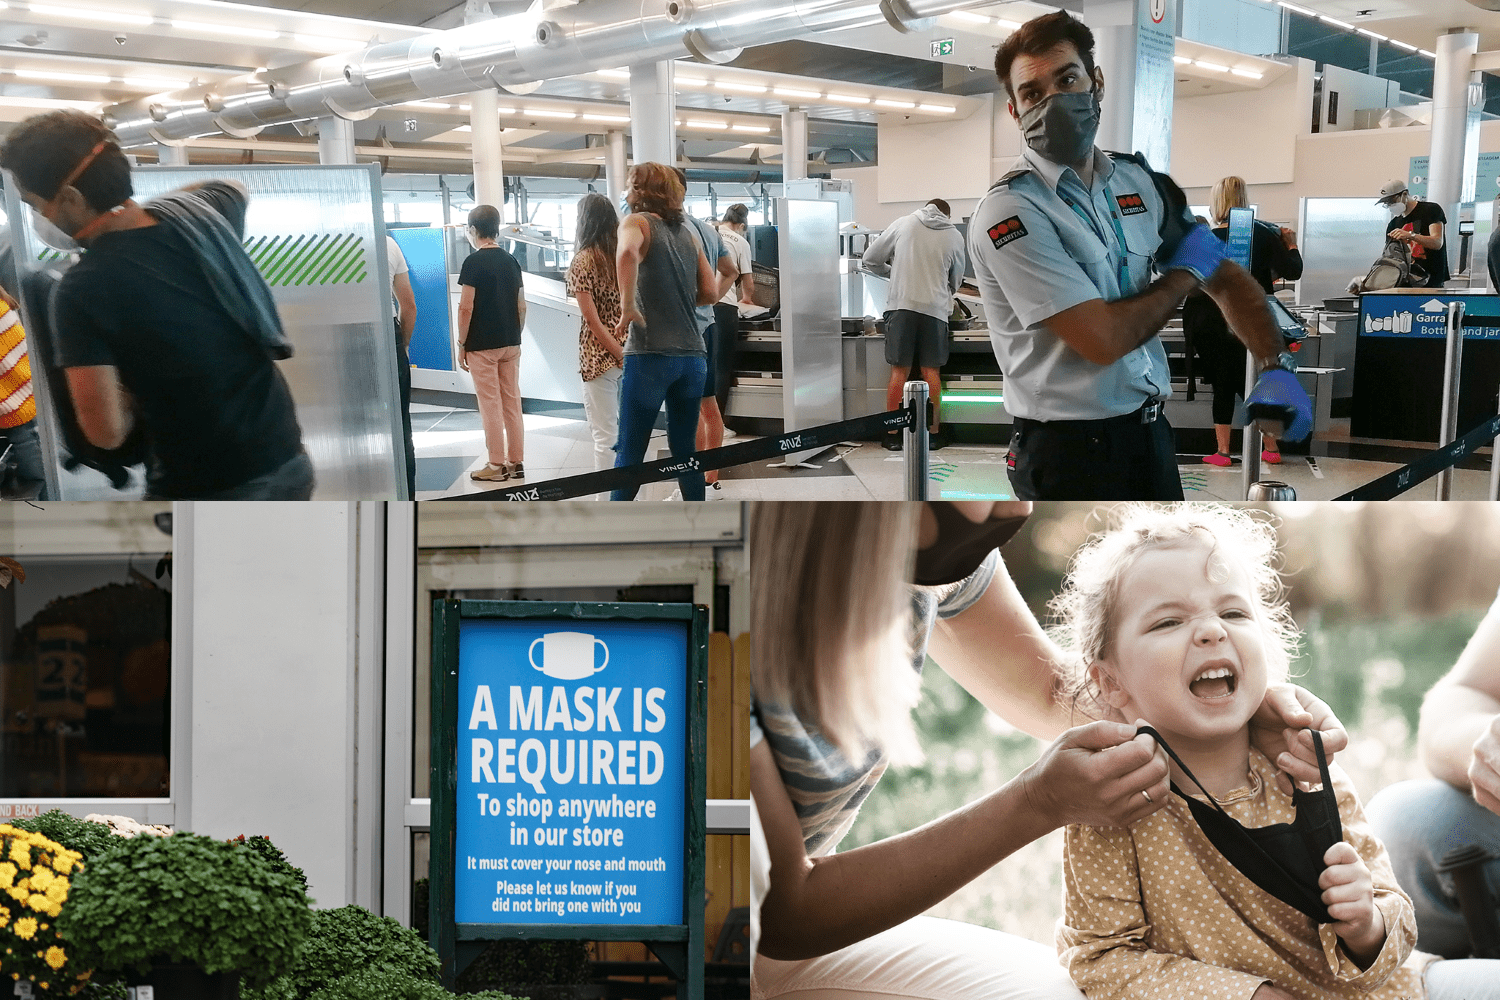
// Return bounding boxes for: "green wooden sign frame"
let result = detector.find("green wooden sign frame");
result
[430,599,708,997]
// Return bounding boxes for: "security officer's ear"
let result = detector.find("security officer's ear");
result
[1092,66,1105,99]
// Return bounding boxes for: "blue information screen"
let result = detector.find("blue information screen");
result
[455,619,687,925]
[1225,208,1254,271]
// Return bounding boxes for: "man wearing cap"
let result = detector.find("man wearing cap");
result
[1377,178,1448,289]
[970,11,1312,500]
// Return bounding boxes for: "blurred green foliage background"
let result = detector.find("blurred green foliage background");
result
[843,502,1500,944]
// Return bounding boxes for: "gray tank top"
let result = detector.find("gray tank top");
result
[628,214,706,356]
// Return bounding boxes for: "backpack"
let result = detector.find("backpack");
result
[1359,237,1428,291]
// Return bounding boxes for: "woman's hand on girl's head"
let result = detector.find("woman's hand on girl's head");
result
[1020,719,1170,830]
[1250,684,1350,796]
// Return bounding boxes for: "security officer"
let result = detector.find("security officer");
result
[970,11,1311,500]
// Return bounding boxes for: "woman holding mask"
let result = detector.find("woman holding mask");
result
[750,501,1351,1000]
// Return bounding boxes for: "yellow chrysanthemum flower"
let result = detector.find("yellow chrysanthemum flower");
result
[0,862,15,889]
[7,841,30,870]
[45,882,66,905]
[50,856,75,876]
[13,917,36,941]
[27,894,48,913]
[44,946,65,971]
[41,901,59,919]
[28,868,52,893]
[7,887,27,905]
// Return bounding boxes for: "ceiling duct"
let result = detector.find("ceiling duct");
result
[105,0,974,145]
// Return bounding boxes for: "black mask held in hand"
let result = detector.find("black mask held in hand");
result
[1138,725,1342,924]
[913,503,1030,586]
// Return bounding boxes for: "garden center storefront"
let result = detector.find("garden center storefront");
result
[0,503,750,987]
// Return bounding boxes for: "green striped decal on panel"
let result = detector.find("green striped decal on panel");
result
[33,234,367,285]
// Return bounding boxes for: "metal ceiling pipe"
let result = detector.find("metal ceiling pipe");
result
[106,0,970,145]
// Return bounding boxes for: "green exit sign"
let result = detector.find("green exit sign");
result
[931,38,954,57]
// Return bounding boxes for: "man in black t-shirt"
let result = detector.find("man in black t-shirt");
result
[0,110,310,498]
[1375,178,1449,288]
[457,205,527,484]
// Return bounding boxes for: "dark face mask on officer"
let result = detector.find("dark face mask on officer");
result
[914,502,1032,586]
[1017,87,1102,168]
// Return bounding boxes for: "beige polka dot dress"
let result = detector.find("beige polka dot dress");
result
[1058,748,1436,1000]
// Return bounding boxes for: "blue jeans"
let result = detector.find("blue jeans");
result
[611,353,706,501]
[0,419,48,499]
[1366,778,1500,958]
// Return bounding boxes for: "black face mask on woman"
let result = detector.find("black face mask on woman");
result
[913,503,1030,586]
[1138,725,1343,924]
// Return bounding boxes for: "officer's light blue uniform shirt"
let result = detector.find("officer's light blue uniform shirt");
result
[969,144,1190,421]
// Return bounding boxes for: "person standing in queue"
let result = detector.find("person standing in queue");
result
[861,197,967,452]
[458,204,527,485]
[0,111,312,500]
[387,234,418,497]
[969,12,1312,500]
[1376,179,1449,289]
[714,203,756,423]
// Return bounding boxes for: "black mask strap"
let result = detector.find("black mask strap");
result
[913,503,1029,586]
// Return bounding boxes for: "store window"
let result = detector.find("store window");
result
[0,503,173,802]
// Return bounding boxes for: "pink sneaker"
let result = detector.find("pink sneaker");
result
[1202,452,1233,467]
[1261,449,1282,465]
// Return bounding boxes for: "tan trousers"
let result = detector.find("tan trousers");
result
[468,344,524,465]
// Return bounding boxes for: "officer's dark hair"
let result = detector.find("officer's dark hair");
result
[468,204,501,239]
[926,198,951,217]
[994,11,1098,105]
[0,110,133,213]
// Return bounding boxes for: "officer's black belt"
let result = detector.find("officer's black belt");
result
[1013,399,1165,431]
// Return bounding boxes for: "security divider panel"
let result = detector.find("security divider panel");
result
[431,599,707,998]
[5,164,406,499]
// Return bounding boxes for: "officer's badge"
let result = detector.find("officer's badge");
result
[1115,193,1148,216]
[988,216,1028,249]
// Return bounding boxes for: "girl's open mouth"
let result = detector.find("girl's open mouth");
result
[1189,665,1237,700]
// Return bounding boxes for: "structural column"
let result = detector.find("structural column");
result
[1428,29,1480,239]
[628,61,677,166]
[605,129,628,205]
[317,116,356,165]
[781,108,808,182]
[156,142,189,166]
[1081,0,1175,169]
[470,88,506,217]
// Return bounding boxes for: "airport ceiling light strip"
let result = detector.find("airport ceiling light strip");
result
[588,64,963,117]
[14,0,405,53]
[99,0,983,145]
[1270,0,1436,58]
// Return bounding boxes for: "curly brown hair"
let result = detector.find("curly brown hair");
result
[0,110,132,212]
[627,162,684,226]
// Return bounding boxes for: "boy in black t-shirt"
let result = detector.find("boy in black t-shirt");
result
[0,110,311,499]
[1375,178,1449,288]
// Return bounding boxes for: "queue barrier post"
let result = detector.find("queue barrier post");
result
[1491,386,1500,502]
[1241,351,1260,500]
[903,380,929,500]
[1438,300,1466,500]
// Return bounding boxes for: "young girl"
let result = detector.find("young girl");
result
[1051,504,1500,1000]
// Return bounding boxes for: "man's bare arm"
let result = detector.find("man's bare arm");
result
[1419,597,1500,795]
[64,365,132,450]
[1202,259,1283,363]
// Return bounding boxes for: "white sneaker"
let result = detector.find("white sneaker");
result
[664,488,683,501]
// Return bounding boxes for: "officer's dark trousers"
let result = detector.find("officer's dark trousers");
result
[1008,409,1183,500]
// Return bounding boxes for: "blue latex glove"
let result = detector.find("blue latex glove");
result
[1246,368,1313,443]
[1162,222,1228,282]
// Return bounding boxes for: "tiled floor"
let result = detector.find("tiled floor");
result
[415,405,1500,501]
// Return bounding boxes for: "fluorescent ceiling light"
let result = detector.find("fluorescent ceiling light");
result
[1276,1,1317,15]
[774,87,822,99]
[995,18,1022,29]
[714,80,766,93]
[1390,39,1418,52]
[172,20,279,40]
[684,120,729,129]
[875,98,916,108]
[731,124,771,132]
[31,4,152,25]
[522,108,576,118]
[582,113,630,122]
[12,68,111,84]
[1172,55,1193,64]
[1194,61,1229,72]
[405,101,452,110]
[597,69,630,80]
[1419,49,1436,58]
[1356,28,1387,41]
[676,76,707,87]
[1230,67,1263,79]
[950,11,989,23]
[826,93,870,104]
[917,103,956,113]
[1318,15,1355,30]
[0,95,100,109]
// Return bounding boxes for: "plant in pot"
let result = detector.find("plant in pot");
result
[0,823,90,995]
[59,832,313,999]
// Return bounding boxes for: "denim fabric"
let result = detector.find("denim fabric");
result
[611,353,705,501]
[1366,778,1500,958]
[0,419,48,499]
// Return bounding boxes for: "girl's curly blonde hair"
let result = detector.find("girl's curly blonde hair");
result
[1049,504,1300,720]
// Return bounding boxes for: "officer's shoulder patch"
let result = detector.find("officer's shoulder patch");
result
[987,215,1028,249]
[1115,192,1148,216]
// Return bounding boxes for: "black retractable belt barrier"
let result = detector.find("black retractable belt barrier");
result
[437,404,918,501]
[1333,413,1500,501]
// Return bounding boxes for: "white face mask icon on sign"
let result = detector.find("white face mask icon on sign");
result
[529,631,610,680]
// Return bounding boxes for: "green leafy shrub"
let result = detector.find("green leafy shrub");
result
[58,832,312,988]
[7,810,119,864]
[226,836,309,895]
[244,904,440,1000]
[457,939,592,992]
[302,966,521,1000]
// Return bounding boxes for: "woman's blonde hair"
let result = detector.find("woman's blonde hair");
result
[1049,504,1299,719]
[1210,176,1250,227]
[749,501,924,765]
